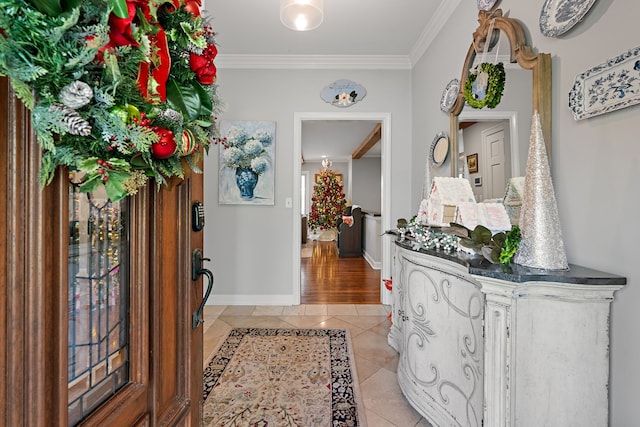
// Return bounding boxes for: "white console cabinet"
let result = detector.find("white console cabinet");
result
[389,243,625,427]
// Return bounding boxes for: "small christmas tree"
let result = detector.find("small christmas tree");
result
[309,168,346,230]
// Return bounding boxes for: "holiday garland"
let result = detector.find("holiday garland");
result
[0,0,222,201]
[464,62,506,109]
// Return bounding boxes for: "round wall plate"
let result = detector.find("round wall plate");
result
[477,0,499,11]
[430,131,449,167]
[440,78,460,113]
[540,0,598,37]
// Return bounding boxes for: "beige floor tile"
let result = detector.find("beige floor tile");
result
[304,304,328,316]
[202,319,233,366]
[282,305,306,315]
[415,417,434,427]
[327,304,358,315]
[354,355,385,383]
[360,368,423,427]
[369,319,393,337]
[356,304,389,316]
[277,315,332,329]
[217,315,292,329]
[311,317,365,337]
[351,330,399,368]
[252,305,284,316]
[364,410,397,427]
[203,305,227,318]
[221,305,256,316]
[336,315,390,331]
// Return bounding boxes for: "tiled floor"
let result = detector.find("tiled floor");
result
[202,304,433,427]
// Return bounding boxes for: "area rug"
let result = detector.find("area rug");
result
[203,328,366,426]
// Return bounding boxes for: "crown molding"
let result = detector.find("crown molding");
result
[216,54,412,70]
[215,0,461,71]
[409,0,462,66]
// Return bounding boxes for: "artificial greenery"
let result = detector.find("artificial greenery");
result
[0,0,222,201]
[499,225,521,265]
[449,223,521,265]
[464,62,506,109]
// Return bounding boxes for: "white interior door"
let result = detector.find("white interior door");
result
[482,124,506,200]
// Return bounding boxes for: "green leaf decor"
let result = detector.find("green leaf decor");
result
[464,62,506,109]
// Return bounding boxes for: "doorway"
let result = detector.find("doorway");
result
[291,112,392,305]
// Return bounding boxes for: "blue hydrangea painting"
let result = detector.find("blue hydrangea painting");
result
[218,121,276,205]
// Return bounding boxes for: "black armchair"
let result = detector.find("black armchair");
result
[336,207,363,257]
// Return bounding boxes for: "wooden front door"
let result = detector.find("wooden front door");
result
[0,77,205,425]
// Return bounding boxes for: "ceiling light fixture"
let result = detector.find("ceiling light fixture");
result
[280,0,324,31]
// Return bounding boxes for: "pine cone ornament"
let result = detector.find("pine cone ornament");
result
[158,108,183,125]
[59,81,93,109]
[50,104,92,136]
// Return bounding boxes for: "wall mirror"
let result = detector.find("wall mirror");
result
[449,9,552,196]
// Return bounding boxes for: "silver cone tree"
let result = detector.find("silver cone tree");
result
[513,112,569,270]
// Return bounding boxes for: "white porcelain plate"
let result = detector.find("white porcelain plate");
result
[440,79,460,113]
[430,131,449,167]
[569,46,640,120]
[540,0,598,37]
[477,0,499,11]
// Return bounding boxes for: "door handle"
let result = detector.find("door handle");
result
[192,248,214,329]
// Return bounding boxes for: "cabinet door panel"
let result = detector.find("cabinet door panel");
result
[397,250,484,427]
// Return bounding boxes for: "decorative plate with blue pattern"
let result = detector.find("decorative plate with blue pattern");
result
[568,46,640,120]
[540,0,598,37]
[477,0,499,11]
[440,79,460,113]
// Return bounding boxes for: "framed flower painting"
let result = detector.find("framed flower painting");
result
[218,120,276,205]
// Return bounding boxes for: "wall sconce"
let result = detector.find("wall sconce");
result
[280,0,324,31]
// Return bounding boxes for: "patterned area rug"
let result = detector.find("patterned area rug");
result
[203,328,366,426]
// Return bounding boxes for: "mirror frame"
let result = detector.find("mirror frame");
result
[449,9,552,177]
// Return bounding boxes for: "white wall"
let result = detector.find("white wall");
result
[352,157,381,213]
[204,68,412,304]
[412,1,640,424]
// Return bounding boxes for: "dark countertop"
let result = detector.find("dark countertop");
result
[395,239,627,287]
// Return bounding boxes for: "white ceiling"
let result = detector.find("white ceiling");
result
[203,0,452,161]
[204,0,444,57]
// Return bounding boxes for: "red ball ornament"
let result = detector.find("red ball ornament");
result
[150,128,177,159]
[184,0,201,16]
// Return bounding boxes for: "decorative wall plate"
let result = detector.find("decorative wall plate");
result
[430,131,449,167]
[477,0,499,11]
[540,0,598,38]
[568,46,640,120]
[440,79,460,113]
[320,79,367,108]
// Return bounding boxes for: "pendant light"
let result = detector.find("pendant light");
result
[280,0,324,31]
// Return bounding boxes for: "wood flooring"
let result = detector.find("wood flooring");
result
[300,240,381,304]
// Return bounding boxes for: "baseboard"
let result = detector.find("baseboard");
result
[363,250,382,270]
[207,294,297,306]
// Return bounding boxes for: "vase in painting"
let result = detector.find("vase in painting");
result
[235,167,259,199]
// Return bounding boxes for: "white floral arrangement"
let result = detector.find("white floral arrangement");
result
[219,126,272,174]
[398,218,460,253]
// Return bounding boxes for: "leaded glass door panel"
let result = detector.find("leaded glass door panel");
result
[67,183,131,424]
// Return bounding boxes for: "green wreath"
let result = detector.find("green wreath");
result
[464,63,506,109]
